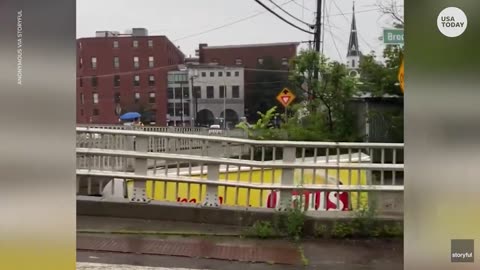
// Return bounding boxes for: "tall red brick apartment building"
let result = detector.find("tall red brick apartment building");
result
[77,28,184,125]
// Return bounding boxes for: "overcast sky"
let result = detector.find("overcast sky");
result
[77,0,403,63]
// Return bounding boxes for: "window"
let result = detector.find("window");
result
[257,58,264,65]
[218,71,223,77]
[91,76,98,87]
[193,86,201,99]
[352,59,355,68]
[149,92,156,103]
[80,93,84,104]
[183,103,190,116]
[113,40,119,48]
[148,40,153,48]
[78,42,82,49]
[234,71,239,77]
[134,92,140,102]
[235,58,242,65]
[79,77,83,87]
[79,57,83,68]
[281,57,288,66]
[113,57,120,69]
[167,103,174,116]
[91,57,97,69]
[114,92,120,103]
[133,56,139,68]
[93,108,99,116]
[80,109,84,116]
[174,88,182,99]
[148,56,154,68]
[150,110,157,122]
[201,72,206,77]
[167,88,174,99]
[232,86,240,98]
[206,86,214,98]
[183,87,189,98]
[210,72,214,77]
[174,103,183,116]
[133,75,140,86]
[219,86,225,98]
[226,71,231,77]
[148,75,155,86]
[113,75,120,87]
[133,40,138,48]
[93,93,99,104]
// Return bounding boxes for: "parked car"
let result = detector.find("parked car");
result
[208,125,223,135]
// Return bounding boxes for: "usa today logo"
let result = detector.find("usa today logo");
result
[437,7,467,37]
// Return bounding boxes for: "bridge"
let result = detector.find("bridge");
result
[76,127,404,218]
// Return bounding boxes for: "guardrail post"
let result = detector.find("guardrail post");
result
[130,135,151,203]
[203,141,222,207]
[125,126,135,171]
[278,147,296,211]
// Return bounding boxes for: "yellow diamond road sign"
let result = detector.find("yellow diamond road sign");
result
[276,88,296,107]
[398,58,404,93]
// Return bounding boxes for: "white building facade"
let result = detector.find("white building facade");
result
[188,64,245,128]
[166,71,192,126]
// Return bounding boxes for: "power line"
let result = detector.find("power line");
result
[327,29,343,62]
[267,0,313,27]
[324,7,380,18]
[193,79,290,85]
[291,0,314,12]
[330,1,375,52]
[172,0,295,42]
[77,64,303,81]
[77,64,180,80]
[254,0,315,34]
[320,0,326,55]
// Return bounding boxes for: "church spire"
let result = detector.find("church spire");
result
[347,1,360,57]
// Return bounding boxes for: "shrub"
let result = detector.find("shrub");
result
[251,221,275,239]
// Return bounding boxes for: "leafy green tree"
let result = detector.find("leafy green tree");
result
[288,50,359,141]
[358,45,403,96]
[236,106,281,140]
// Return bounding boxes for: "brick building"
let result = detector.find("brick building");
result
[197,42,298,120]
[77,28,184,125]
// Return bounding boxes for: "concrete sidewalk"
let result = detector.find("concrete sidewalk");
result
[77,216,403,269]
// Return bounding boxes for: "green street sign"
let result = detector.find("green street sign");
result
[383,29,404,45]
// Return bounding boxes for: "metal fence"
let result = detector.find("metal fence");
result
[76,128,404,213]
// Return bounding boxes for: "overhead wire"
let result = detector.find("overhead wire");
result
[253,0,315,34]
[172,0,295,42]
[266,0,314,27]
[330,1,376,52]
[77,64,181,80]
[291,0,314,12]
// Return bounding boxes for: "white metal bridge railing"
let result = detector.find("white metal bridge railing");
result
[77,124,247,138]
[76,128,404,213]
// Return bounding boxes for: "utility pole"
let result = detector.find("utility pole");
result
[313,0,322,90]
[223,67,227,130]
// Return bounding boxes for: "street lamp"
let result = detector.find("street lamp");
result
[222,66,227,130]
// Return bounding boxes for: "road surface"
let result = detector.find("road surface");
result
[77,262,206,270]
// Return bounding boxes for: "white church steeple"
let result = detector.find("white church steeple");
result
[346,1,361,77]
